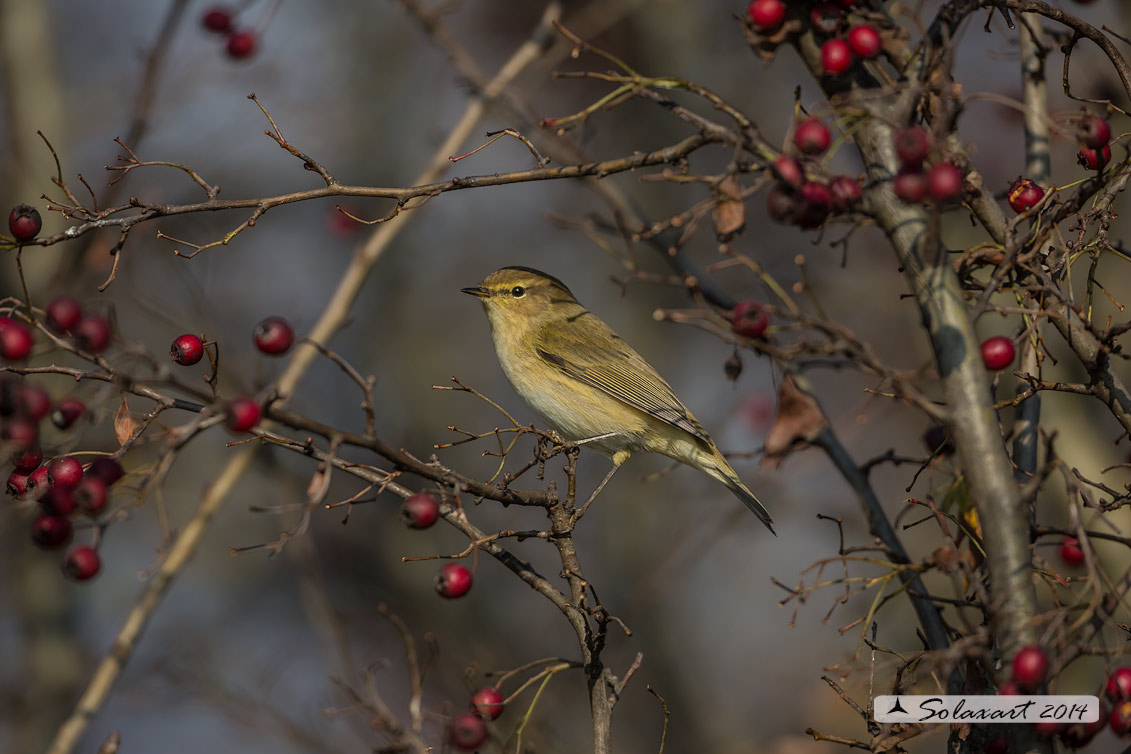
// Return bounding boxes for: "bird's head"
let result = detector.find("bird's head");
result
[461,267,580,331]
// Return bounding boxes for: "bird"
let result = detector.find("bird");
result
[461,266,775,533]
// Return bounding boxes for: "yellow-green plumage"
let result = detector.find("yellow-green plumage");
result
[462,267,774,534]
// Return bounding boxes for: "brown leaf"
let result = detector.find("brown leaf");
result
[711,175,746,241]
[932,545,962,574]
[761,375,828,469]
[114,397,140,447]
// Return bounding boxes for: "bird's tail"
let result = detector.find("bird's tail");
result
[704,454,776,535]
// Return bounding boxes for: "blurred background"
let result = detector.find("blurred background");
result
[1,0,1129,752]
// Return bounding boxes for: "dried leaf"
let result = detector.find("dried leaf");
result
[711,175,746,241]
[761,375,828,469]
[932,545,962,574]
[114,397,140,447]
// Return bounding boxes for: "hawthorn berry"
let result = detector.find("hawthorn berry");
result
[401,492,441,529]
[170,334,205,366]
[926,162,963,202]
[773,155,804,188]
[253,316,294,355]
[45,296,83,333]
[997,680,1022,696]
[829,176,861,212]
[980,336,1015,371]
[809,3,843,35]
[8,205,41,242]
[47,456,83,488]
[201,6,233,33]
[1078,143,1112,171]
[435,562,473,598]
[1058,536,1084,566]
[471,687,505,720]
[1106,667,1131,701]
[51,398,86,430]
[27,465,49,493]
[1076,114,1111,149]
[1008,179,1044,213]
[11,445,42,472]
[2,417,39,449]
[795,181,832,227]
[17,384,51,421]
[87,457,124,486]
[64,545,101,581]
[765,185,797,223]
[793,118,832,155]
[847,25,881,59]
[893,126,931,167]
[820,39,853,75]
[225,29,257,59]
[449,713,489,750]
[1115,701,1131,736]
[40,485,76,516]
[75,477,108,515]
[32,514,73,549]
[0,318,34,361]
[731,301,770,339]
[7,469,29,496]
[225,397,261,433]
[1011,645,1049,690]
[74,314,111,353]
[893,169,927,204]
[746,0,786,31]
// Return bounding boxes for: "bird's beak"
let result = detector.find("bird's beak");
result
[461,286,490,299]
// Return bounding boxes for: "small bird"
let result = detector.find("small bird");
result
[462,266,774,533]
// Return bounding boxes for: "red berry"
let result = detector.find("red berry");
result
[40,485,76,515]
[1078,143,1112,171]
[1077,114,1111,149]
[253,316,295,355]
[1106,667,1131,701]
[984,733,1010,754]
[829,175,862,212]
[202,6,233,33]
[1011,645,1049,690]
[795,181,832,228]
[47,456,83,489]
[794,118,832,155]
[449,712,489,750]
[809,3,843,35]
[11,445,42,471]
[997,680,1023,695]
[8,204,41,242]
[17,384,51,421]
[170,334,205,366]
[926,162,964,202]
[1008,179,1044,213]
[1059,536,1084,566]
[765,184,797,223]
[64,545,101,581]
[746,0,786,31]
[225,30,257,59]
[75,477,108,515]
[893,169,927,204]
[470,687,505,720]
[401,492,441,529]
[51,397,86,429]
[981,336,1016,371]
[74,314,111,353]
[773,155,804,188]
[87,457,124,486]
[225,397,261,433]
[820,39,853,75]
[32,514,72,549]
[893,126,931,167]
[7,469,29,496]
[1114,700,1131,736]
[45,296,83,333]
[27,465,49,493]
[847,25,882,59]
[2,417,38,449]
[0,318,34,361]
[731,300,770,339]
[435,563,473,598]
[1064,704,1108,748]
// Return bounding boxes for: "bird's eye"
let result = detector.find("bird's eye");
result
[511,286,526,298]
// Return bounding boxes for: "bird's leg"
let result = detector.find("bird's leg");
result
[571,451,629,525]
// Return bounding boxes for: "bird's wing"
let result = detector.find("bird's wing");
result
[534,315,712,447]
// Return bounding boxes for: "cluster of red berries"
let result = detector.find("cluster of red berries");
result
[765,118,861,228]
[745,0,880,76]
[399,492,475,599]
[201,6,258,60]
[1076,113,1113,172]
[0,296,111,363]
[448,687,505,750]
[8,204,42,243]
[888,126,966,204]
